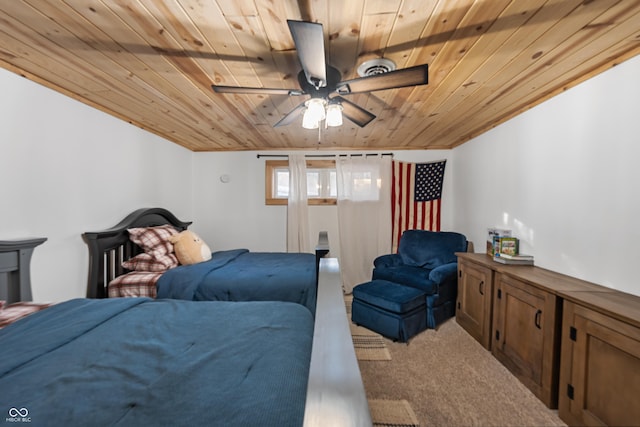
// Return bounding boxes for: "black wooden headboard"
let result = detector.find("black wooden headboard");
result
[84,207,330,299]
[82,208,191,298]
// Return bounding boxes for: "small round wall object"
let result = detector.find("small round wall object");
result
[219,174,230,183]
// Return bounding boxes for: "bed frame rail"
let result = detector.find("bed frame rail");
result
[304,258,372,426]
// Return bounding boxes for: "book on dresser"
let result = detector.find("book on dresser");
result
[493,253,534,265]
[494,252,534,261]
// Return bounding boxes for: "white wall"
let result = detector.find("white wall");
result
[192,152,286,252]
[6,53,637,302]
[453,55,640,296]
[0,63,455,302]
[0,69,193,302]
[192,150,455,261]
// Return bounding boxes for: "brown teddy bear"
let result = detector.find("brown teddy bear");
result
[169,230,212,265]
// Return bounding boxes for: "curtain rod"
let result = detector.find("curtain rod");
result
[256,153,393,159]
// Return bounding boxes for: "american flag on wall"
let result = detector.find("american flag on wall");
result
[391,160,447,252]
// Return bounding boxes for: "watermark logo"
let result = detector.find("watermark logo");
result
[6,407,31,423]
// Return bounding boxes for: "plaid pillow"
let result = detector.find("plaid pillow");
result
[0,301,54,328]
[108,271,162,298]
[122,252,178,272]
[128,225,178,257]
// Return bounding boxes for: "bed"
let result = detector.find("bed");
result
[1,297,314,425]
[83,208,327,314]
[0,236,371,426]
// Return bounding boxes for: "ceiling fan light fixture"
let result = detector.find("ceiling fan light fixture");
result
[302,98,326,129]
[302,109,319,129]
[325,103,343,127]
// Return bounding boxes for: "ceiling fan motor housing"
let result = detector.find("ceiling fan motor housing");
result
[298,66,342,98]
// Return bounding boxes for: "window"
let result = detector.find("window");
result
[265,159,337,205]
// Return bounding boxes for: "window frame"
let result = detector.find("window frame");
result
[265,159,337,205]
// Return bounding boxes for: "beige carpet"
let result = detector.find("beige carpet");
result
[345,295,566,426]
[357,318,567,427]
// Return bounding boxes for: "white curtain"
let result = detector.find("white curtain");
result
[287,154,310,252]
[336,155,392,293]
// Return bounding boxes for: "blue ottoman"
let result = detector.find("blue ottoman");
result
[351,280,427,342]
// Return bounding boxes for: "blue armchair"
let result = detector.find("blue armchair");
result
[373,230,468,328]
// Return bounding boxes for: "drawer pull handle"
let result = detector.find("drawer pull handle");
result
[535,310,542,329]
[479,280,484,295]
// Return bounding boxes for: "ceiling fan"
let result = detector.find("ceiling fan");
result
[211,20,429,129]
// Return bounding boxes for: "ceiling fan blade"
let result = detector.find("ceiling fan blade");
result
[333,96,376,128]
[337,64,428,94]
[212,85,304,96]
[287,20,327,88]
[273,103,306,127]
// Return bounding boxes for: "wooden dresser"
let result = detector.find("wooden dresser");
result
[0,238,47,303]
[456,252,640,425]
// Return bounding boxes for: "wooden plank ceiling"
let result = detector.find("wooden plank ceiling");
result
[0,1,639,152]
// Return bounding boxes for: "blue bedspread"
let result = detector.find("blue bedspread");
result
[156,249,317,314]
[0,298,313,426]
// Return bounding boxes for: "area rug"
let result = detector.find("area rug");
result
[351,327,392,361]
[344,294,354,316]
[368,399,420,427]
[345,295,391,361]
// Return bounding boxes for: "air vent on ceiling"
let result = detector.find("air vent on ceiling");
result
[357,58,397,77]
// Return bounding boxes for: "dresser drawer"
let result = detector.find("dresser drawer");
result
[0,251,18,272]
